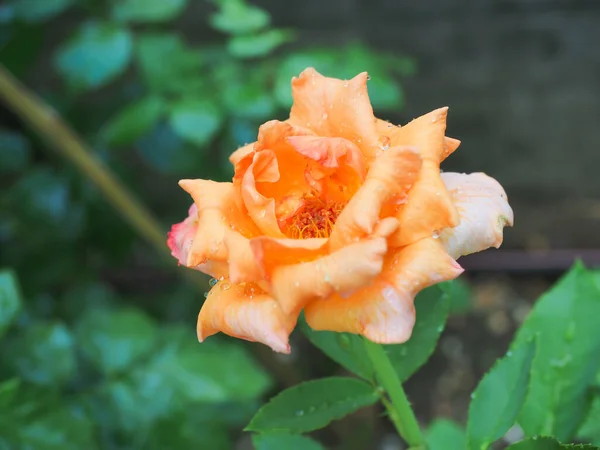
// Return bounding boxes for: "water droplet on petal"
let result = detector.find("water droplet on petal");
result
[209,278,218,287]
[295,410,305,417]
[322,112,328,120]
[259,209,266,218]
[203,292,209,298]
[432,230,440,239]
[378,135,391,151]
[220,282,231,291]
[366,75,371,81]
[343,80,348,87]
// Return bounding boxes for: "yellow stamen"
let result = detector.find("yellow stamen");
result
[283,197,344,239]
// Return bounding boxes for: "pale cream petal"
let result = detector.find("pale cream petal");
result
[440,172,514,259]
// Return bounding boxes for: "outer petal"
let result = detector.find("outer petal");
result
[166,203,230,279]
[439,172,514,259]
[178,180,261,267]
[167,203,198,265]
[376,117,461,161]
[388,108,460,247]
[198,281,296,354]
[304,238,463,343]
[269,236,390,315]
[329,146,422,251]
[229,142,255,166]
[288,68,380,159]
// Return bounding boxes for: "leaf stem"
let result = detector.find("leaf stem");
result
[0,64,169,258]
[363,338,426,449]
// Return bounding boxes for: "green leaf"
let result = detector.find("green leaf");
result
[96,328,271,432]
[246,377,379,433]
[513,263,600,440]
[467,339,536,450]
[0,269,22,338]
[19,407,99,450]
[75,307,158,375]
[253,433,326,450]
[55,21,132,90]
[169,99,223,147]
[0,129,31,173]
[4,321,76,386]
[426,419,467,450]
[507,437,599,449]
[365,72,404,110]
[112,0,187,23]
[578,396,600,445]
[300,316,373,381]
[227,29,293,59]
[440,278,472,315]
[222,81,276,119]
[0,22,44,77]
[143,414,231,450]
[102,95,165,146]
[0,379,20,410]
[9,0,75,23]
[386,285,451,382]
[135,32,204,94]
[210,0,270,35]
[136,122,202,174]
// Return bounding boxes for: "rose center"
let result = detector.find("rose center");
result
[282,197,344,239]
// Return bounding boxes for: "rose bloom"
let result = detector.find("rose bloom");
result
[167,68,513,353]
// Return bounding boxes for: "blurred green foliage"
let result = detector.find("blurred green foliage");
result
[0,0,414,448]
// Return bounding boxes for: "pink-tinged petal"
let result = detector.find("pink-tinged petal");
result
[439,172,514,259]
[240,150,286,237]
[167,203,230,279]
[178,179,261,267]
[167,203,198,265]
[198,281,297,354]
[269,237,389,315]
[288,68,380,159]
[329,146,422,251]
[304,238,463,343]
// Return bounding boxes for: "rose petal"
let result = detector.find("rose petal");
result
[439,172,514,259]
[240,150,286,237]
[167,203,198,265]
[286,135,366,179]
[229,142,255,166]
[178,179,261,267]
[198,281,296,354]
[250,236,329,278]
[304,238,463,343]
[388,108,460,247]
[269,237,388,315]
[289,68,380,159]
[444,137,461,160]
[329,146,422,251]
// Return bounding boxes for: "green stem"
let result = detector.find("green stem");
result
[363,338,426,449]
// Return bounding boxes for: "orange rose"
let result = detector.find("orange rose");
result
[167,68,513,353]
